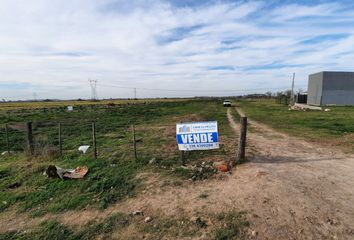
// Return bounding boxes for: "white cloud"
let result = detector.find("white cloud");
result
[0,0,353,100]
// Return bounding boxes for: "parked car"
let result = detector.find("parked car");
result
[223,100,232,107]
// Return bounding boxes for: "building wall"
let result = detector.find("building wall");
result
[307,72,323,105]
[322,72,354,106]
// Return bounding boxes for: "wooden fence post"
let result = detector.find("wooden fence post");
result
[92,122,97,159]
[237,116,247,163]
[132,125,137,160]
[26,122,34,155]
[5,124,9,152]
[58,122,62,156]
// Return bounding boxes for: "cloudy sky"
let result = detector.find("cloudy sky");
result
[1,0,354,100]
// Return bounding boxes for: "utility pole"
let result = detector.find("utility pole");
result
[89,79,98,100]
[291,72,295,105]
[134,88,137,99]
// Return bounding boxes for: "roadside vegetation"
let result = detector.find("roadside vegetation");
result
[236,99,354,153]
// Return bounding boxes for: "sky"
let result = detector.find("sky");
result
[0,0,354,100]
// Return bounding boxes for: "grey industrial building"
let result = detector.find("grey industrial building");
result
[307,71,354,106]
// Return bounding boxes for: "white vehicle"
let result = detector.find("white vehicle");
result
[223,100,232,107]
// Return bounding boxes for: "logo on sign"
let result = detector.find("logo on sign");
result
[178,125,191,133]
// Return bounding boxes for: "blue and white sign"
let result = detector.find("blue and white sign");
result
[176,121,219,151]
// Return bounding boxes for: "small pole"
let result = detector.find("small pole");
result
[5,124,9,152]
[291,72,295,105]
[58,122,62,156]
[132,124,137,160]
[237,116,247,163]
[26,122,34,155]
[180,151,186,166]
[92,122,97,159]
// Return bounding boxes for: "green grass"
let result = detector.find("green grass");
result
[0,212,130,240]
[0,99,236,217]
[212,211,249,240]
[236,99,354,152]
[0,211,249,240]
[0,154,140,216]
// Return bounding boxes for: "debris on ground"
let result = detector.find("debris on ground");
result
[7,182,21,189]
[251,230,258,237]
[213,161,231,173]
[190,162,217,181]
[326,217,338,225]
[148,158,156,164]
[1,151,14,156]
[144,216,153,223]
[290,103,322,111]
[217,163,230,172]
[45,165,88,179]
[324,108,331,112]
[175,161,231,181]
[190,216,212,228]
[131,210,144,216]
[78,145,90,154]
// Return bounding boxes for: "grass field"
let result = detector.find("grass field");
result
[0,99,240,238]
[236,99,354,153]
[2,98,353,239]
[0,98,187,111]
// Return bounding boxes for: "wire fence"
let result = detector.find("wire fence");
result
[275,95,290,105]
[0,101,238,166]
[0,119,235,169]
[0,119,200,168]
[0,121,140,159]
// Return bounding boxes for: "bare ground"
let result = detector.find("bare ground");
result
[1,108,354,239]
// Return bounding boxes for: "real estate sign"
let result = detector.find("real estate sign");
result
[176,121,219,151]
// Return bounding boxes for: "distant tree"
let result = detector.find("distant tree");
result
[265,91,272,98]
[284,90,292,98]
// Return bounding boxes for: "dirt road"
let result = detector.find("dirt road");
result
[227,108,354,239]
[1,108,354,239]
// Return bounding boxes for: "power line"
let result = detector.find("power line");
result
[98,83,306,93]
